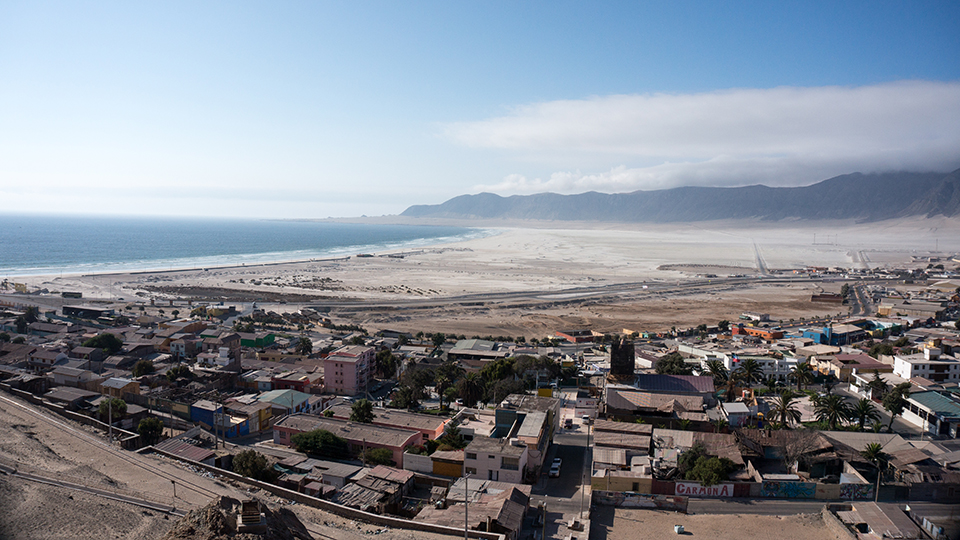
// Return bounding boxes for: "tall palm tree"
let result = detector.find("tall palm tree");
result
[738,358,765,386]
[865,369,889,400]
[790,362,815,392]
[769,390,803,429]
[704,359,729,387]
[861,442,890,502]
[455,373,484,408]
[814,394,852,430]
[851,398,881,431]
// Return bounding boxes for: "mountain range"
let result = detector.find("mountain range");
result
[401,169,960,223]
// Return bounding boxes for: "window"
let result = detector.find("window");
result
[465,467,477,475]
[466,453,477,460]
[501,457,519,470]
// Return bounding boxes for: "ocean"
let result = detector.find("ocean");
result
[0,214,487,277]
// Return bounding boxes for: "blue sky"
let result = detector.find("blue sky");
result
[1,1,959,218]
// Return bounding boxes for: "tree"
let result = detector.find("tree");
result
[375,349,398,378]
[166,365,192,382]
[655,352,693,375]
[15,316,28,334]
[290,429,349,458]
[456,373,484,408]
[137,417,164,446]
[439,425,467,449]
[882,382,912,431]
[851,398,881,431]
[737,358,764,386]
[295,336,313,356]
[814,394,851,430]
[488,379,526,404]
[350,335,366,346]
[868,342,894,359]
[704,359,729,387]
[717,320,730,333]
[865,370,889,399]
[361,447,394,466]
[860,442,890,500]
[350,399,375,423]
[132,359,155,378]
[790,362,815,392]
[83,333,124,355]
[687,456,736,486]
[480,357,515,383]
[840,284,850,297]
[172,310,180,318]
[233,449,279,481]
[99,398,127,421]
[770,391,802,429]
[432,332,446,347]
[0,332,9,343]
[391,385,420,409]
[23,306,39,323]
[11,336,25,344]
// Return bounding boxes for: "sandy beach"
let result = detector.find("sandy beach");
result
[7,217,960,337]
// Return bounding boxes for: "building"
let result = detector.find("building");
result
[323,345,374,396]
[900,391,960,438]
[99,377,139,398]
[463,435,529,484]
[810,353,893,382]
[801,324,867,346]
[555,330,593,343]
[62,305,115,319]
[447,339,509,371]
[324,404,450,440]
[893,347,960,383]
[272,414,422,468]
[732,324,784,340]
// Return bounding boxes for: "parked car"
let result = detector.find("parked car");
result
[552,458,562,468]
[563,418,573,429]
[581,415,591,424]
[549,464,561,477]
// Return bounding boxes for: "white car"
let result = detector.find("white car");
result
[549,464,561,478]
[552,458,562,468]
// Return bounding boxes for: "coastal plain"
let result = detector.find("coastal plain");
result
[15,217,960,337]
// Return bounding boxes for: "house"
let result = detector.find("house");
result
[810,353,892,382]
[272,414,422,468]
[415,477,530,540]
[27,348,68,373]
[62,305,114,319]
[801,324,867,346]
[50,366,100,388]
[721,401,750,427]
[893,347,960,383]
[332,465,415,515]
[237,331,276,349]
[270,370,322,394]
[732,324,784,340]
[604,387,704,422]
[68,346,104,364]
[900,391,960,438]
[43,386,100,410]
[190,399,252,439]
[447,339,509,371]
[99,377,139,398]
[324,404,451,440]
[631,374,716,402]
[256,389,313,415]
[323,345,374,396]
[464,436,529,484]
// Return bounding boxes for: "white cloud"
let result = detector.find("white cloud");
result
[446,81,960,193]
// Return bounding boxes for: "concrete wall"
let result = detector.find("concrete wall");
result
[403,452,433,474]
[593,490,688,513]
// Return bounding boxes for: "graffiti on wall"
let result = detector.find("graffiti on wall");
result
[839,483,874,500]
[594,491,689,512]
[760,481,816,499]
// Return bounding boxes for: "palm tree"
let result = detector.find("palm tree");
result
[860,442,890,502]
[814,394,852,430]
[850,398,881,431]
[790,362,815,392]
[713,418,728,433]
[704,359,729,387]
[455,373,483,408]
[769,391,803,429]
[738,358,764,386]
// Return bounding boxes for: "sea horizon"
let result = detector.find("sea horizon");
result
[0,213,491,278]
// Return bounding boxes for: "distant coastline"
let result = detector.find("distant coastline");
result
[0,214,494,278]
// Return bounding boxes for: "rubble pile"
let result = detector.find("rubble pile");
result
[161,496,311,540]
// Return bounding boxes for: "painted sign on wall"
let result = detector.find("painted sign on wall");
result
[674,482,735,498]
[760,481,816,498]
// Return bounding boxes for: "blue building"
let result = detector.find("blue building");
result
[801,324,867,346]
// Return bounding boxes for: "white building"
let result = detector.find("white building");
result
[893,347,960,383]
[463,436,529,484]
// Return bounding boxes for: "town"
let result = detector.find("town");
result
[1,270,959,540]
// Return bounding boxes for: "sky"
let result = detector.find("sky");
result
[1,1,959,219]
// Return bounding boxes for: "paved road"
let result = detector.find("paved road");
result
[688,497,957,516]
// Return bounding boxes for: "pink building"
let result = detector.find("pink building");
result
[323,345,374,396]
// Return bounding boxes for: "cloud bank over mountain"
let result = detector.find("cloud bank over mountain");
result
[445,81,960,194]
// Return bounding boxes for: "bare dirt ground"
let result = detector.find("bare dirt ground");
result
[589,506,844,540]
[0,394,477,540]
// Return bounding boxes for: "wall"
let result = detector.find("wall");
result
[591,473,652,493]
[819,507,857,540]
[759,480,816,498]
[403,452,433,474]
[593,490,688,513]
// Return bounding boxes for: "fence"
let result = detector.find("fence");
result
[593,490,688,512]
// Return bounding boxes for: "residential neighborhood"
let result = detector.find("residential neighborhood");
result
[1,276,960,540]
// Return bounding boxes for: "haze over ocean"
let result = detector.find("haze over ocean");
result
[0,214,483,277]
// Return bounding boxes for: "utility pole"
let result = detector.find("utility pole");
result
[464,474,468,540]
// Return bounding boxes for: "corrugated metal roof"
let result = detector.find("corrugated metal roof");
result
[155,438,215,463]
